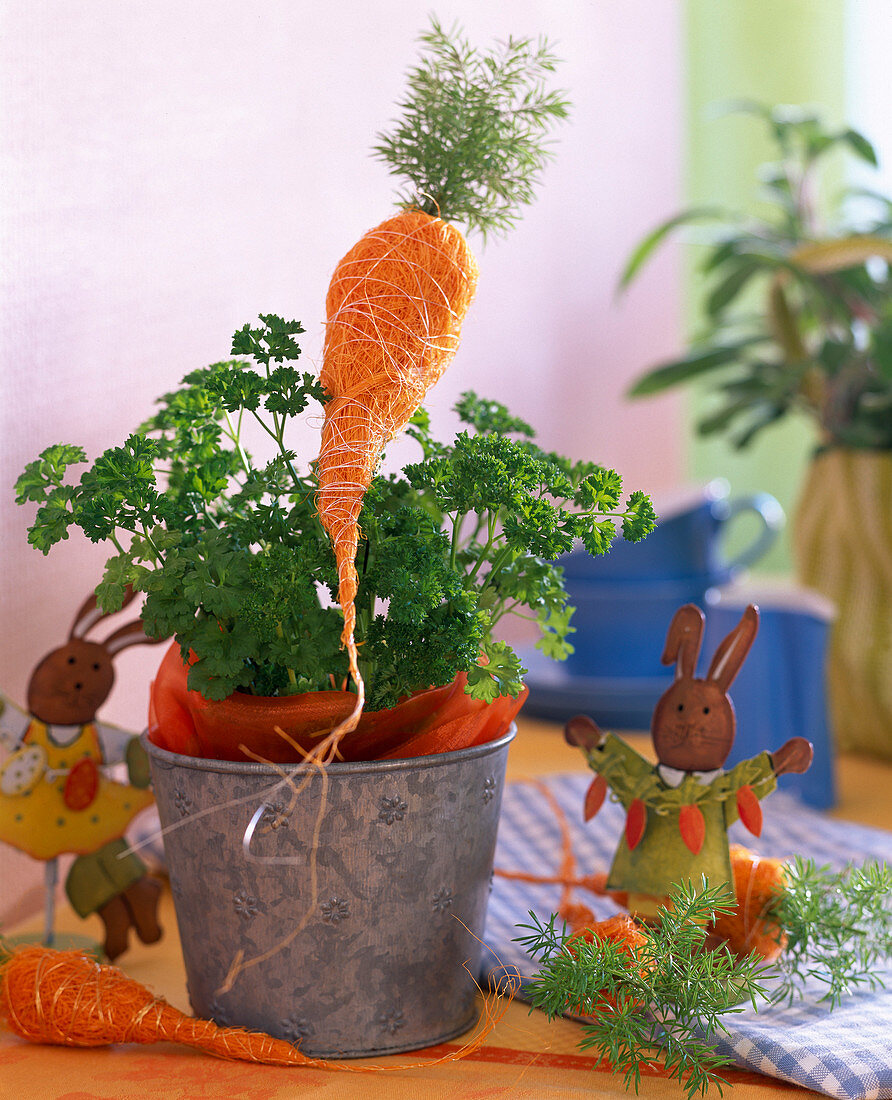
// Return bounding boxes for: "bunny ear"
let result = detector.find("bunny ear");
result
[706,604,759,691]
[102,620,166,657]
[69,585,139,640]
[661,604,705,680]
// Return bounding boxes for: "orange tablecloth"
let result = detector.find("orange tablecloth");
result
[2,718,890,1099]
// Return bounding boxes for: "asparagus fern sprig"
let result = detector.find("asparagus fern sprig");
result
[374,17,570,239]
[518,882,769,1099]
[517,860,891,1097]
[769,856,892,1008]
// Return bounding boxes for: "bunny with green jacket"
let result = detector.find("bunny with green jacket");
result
[565,603,813,919]
[0,586,165,958]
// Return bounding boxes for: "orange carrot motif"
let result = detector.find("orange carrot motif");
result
[311,22,567,744]
[625,798,647,850]
[316,210,479,733]
[679,803,706,855]
[584,774,608,821]
[736,785,764,837]
[0,946,326,1066]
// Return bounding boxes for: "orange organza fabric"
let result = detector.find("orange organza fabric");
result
[147,642,527,763]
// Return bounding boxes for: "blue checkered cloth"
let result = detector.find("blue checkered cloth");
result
[485,773,892,1100]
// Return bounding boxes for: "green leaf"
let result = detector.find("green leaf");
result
[628,339,766,398]
[619,207,723,290]
[840,127,878,167]
[465,640,526,702]
[706,258,766,317]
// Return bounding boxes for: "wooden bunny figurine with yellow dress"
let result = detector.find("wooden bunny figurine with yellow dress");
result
[0,587,165,958]
[565,603,813,919]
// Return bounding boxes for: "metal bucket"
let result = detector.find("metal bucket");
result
[145,726,515,1058]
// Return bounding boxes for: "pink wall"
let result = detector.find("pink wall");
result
[0,1,683,921]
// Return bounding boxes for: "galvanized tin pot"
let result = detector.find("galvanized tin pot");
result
[145,726,515,1058]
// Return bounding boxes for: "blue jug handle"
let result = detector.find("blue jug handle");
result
[718,492,785,574]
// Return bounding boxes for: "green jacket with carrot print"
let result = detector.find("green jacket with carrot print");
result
[585,734,776,901]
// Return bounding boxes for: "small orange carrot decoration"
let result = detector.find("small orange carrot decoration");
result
[317,211,479,734]
[584,774,608,821]
[736,784,764,837]
[710,844,786,962]
[625,798,647,850]
[314,19,568,742]
[679,803,706,854]
[0,945,517,1071]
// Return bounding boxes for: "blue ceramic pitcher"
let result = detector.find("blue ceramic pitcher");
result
[561,481,784,680]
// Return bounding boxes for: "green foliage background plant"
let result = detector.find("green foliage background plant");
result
[624,103,892,451]
[17,316,655,709]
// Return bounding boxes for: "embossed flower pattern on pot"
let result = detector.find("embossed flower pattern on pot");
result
[233,889,260,921]
[173,787,194,816]
[378,795,407,825]
[260,800,290,830]
[482,775,497,803]
[321,896,350,925]
[280,1015,315,1043]
[378,1008,406,1035]
[432,887,453,912]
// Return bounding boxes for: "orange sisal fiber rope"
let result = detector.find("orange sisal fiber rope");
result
[316,208,479,742]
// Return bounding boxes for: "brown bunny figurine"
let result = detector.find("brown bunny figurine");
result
[0,586,166,959]
[564,603,813,919]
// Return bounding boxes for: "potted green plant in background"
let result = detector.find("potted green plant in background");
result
[13,22,655,1057]
[623,103,892,758]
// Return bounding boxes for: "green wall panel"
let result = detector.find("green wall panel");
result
[683,0,846,573]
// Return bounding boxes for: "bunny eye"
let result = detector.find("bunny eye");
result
[67,656,76,665]
[92,662,101,671]
[676,703,684,712]
[703,706,710,715]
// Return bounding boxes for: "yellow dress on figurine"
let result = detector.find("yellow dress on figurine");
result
[0,719,153,860]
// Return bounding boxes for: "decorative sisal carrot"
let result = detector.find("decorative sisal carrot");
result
[315,19,568,740]
[0,946,326,1066]
[0,945,517,1071]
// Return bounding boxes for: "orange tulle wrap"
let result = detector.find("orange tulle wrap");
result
[0,946,325,1066]
[315,208,479,736]
[148,641,526,763]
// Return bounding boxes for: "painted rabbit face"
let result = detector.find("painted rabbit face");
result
[27,641,114,725]
[651,679,735,771]
[651,602,758,775]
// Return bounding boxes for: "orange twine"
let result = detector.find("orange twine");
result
[0,943,517,1071]
[316,208,479,744]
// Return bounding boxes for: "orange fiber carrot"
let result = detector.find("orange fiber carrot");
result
[1,945,517,1071]
[316,208,479,737]
[0,946,326,1066]
[710,844,787,962]
[311,22,567,746]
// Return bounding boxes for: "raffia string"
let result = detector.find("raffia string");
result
[316,209,479,746]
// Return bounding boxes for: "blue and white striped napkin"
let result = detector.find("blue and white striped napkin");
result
[485,773,892,1100]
